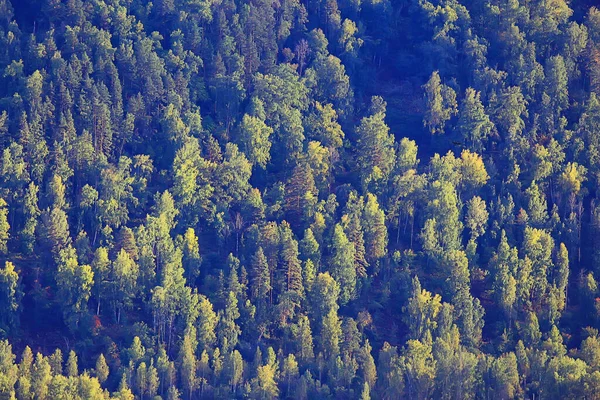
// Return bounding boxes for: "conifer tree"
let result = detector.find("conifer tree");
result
[329,224,356,305]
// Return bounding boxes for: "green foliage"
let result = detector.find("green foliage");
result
[0,0,596,397]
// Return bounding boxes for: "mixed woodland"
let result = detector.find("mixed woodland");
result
[1,0,600,398]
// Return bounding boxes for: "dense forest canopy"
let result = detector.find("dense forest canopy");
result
[1,0,600,398]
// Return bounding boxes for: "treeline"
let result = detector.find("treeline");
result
[0,0,599,398]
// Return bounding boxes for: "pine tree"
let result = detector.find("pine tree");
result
[0,198,9,255]
[456,88,495,152]
[66,350,78,377]
[95,354,109,384]
[178,328,197,400]
[0,340,18,396]
[48,349,62,376]
[31,353,51,400]
[300,228,320,268]
[320,308,342,361]
[239,113,273,169]
[181,228,201,283]
[356,100,396,190]
[363,193,387,266]
[21,182,40,254]
[423,71,458,135]
[279,222,303,295]
[0,262,22,335]
[284,162,318,226]
[251,247,271,306]
[329,224,356,305]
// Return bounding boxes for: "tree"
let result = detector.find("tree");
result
[282,354,299,396]
[404,277,442,341]
[459,150,489,194]
[178,328,197,399]
[320,308,342,361]
[0,340,16,397]
[31,353,51,400]
[218,292,241,353]
[358,339,377,389]
[225,350,244,394]
[56,247,93,331]
[433,326,478,399]
[356,99,396,190]
[91,247,110,316]
[400,339,436,400]
[465,196,488,257]
[284,162,318,226]
[425,180,463,251]
[377,342,405,399]
[329,224,357,305]
[456,88,495,152]
[115,373,135,400]
[21,182,40,254]
[180,228,201,283]
[0,262,22,336]
[251,247,271,307]
[294,315,315,363]
[0,199,9,255]
[239,113,273,169]
[361,382,371,400]
[526,182,548,226]
[299,228,320,269]
[544,55,569,116]
[251,362,279,399]
[95,354,109,384]
[66,350,78,377]
[363,193,387,266]
[48,349,62,376]
[522,227,554,312]
[280,221,304,295]
[307,102,344,149]
[197,295,218,352]
[423,71,458,135]
[312,54,353,118]
[489,353,520,399]
[41,206,71,259]
[559,162,587,196]
[109,249,139,323]
[341,192,368,280]
[490,231,518,324]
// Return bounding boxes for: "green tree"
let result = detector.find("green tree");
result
[251,247,271,307]
[320,308,342,361]
[404,277,442,341]
[31,353,51,400]
[66,350,78,377]
[197,295,218,352]
[239,113,273,169]
[56,247,93,331]
[356,99,396,190]
[363,193,387,266]
[400,339,436,400]
[0,199,9,255]
[307,101,345,149]
[95,354,109,385]
[490,231,519,324]
[21,182,40,254]
[178,328,197,399]
[0,262,22,335]
[456,88,495,152]
[329,224,357,305]
[0,340,17,397]
[109,249,139,323]
[423,71,458,135]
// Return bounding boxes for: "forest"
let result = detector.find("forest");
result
[1,0,600,398]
